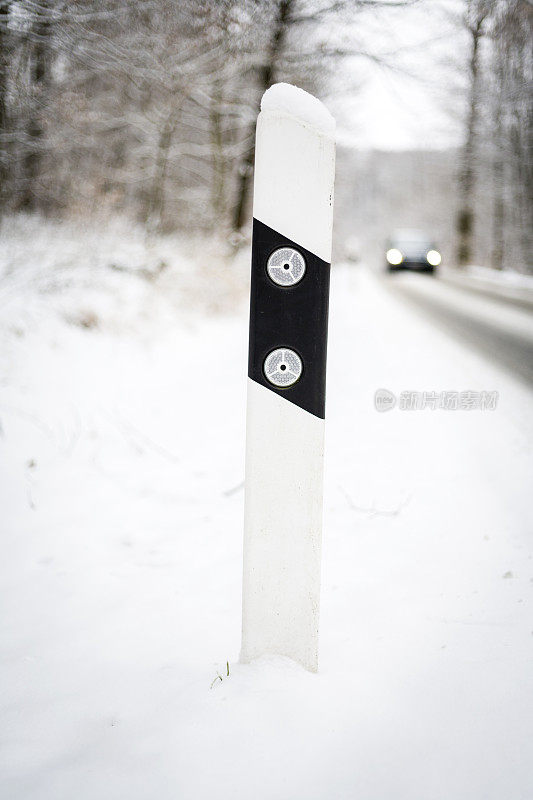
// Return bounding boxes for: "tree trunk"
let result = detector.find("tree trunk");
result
[232,0,293,232]
[0,2,11,214]
[456,7,486,267]
[17,0,51,211]
[210,86,226,228]
[146,116,175,234]
[491,60,505,269]
[491,153,505,270]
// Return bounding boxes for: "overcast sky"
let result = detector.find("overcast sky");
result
[330,0,466,151]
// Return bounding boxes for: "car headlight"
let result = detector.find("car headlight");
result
[386,248,403,265]
[426,249,441,266]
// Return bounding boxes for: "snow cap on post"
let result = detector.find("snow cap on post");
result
[260,82,336,136]
[253,83,335,263]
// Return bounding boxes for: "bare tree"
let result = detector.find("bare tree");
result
[464,0,532,272]
[231,0,422,232]
[232,0,294,232]
[455,0,490,267]
[1,0,441,242]
[0,1,12,213]
[493,0,532,272]
[16,0,53,210]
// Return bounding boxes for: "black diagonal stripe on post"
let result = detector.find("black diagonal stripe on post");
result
[248,218,331,419]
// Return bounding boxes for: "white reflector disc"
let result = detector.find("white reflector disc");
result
[263,348,302,387]
[267,247,306,286]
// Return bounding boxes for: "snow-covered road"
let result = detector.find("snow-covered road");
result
[1,229,532,799]
[387,270,533,386]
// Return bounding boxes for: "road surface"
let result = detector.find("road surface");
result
[384,269,533,387]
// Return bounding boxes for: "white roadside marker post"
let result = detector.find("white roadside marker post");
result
[240,83,336,673]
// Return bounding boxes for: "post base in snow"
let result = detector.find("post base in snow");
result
[241,379,324,674]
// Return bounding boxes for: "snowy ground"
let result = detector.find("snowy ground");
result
[1,217,532,800]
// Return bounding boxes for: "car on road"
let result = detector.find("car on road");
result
[385,229,441,274]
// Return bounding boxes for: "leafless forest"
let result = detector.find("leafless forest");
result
[0,0,531,271]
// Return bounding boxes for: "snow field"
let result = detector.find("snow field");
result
[1,217,532,799]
